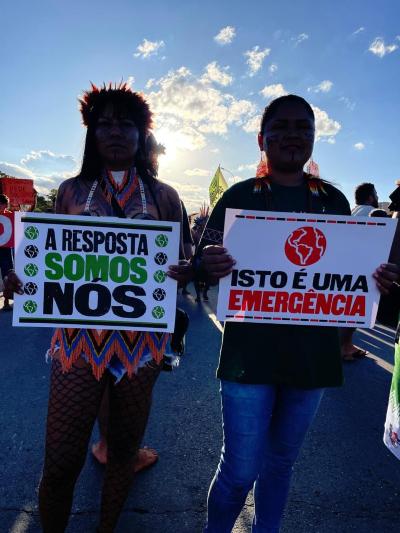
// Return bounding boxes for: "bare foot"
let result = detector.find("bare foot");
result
[341,343,358,361]
[92,442,158,472]
[134,447,159,473]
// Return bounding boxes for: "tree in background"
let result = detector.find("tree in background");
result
[34,189,57,212]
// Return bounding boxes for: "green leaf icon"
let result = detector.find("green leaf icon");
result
[25,226,39,240]
[24,263,39,277]
[153,270,166,283]
[155,234,168,247]
[152,306,165,319]
[23,300,37,314]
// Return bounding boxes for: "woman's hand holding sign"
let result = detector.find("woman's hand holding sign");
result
[373,263,400,295]
[201,245,236,285]
[3,271,24,300]
[167,260,194,287]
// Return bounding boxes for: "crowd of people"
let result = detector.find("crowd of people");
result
[1,85,400,532]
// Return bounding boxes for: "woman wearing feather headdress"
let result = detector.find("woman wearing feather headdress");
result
[5,82,191,532]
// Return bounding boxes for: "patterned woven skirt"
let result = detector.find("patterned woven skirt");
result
[48,328,170,380]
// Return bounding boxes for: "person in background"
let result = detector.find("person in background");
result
[192,203,210,302]
[351,182,379,216]
[0,194,13,310]
[369,208,388,218]
[181,200,194,295]
[341,182,380,360]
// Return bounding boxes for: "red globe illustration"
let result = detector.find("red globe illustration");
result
[284,226,327,266]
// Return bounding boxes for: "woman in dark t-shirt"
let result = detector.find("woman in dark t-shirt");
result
[197,95,400,532]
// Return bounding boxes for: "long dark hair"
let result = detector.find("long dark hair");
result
[77,82,158,183]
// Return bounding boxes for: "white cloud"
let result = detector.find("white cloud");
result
[292,33,309,46]
[312,105,341,141]
[163,179,209,213]
[147,66,256,151]
[369,37,398,57]
[339,96,355,111]
[354,142,365,150]
[269,63,278,74]
[158,123,207,152]
[184,168,211,177]
[214,26,236,45]
[126,76,135,87]
[201,61,233,86]
[146,78,155,89]
[243,115,261,133]
[352,27,365,36]
[21,150,77,176]
[260,83,287,100]
[244,46,271,76]
[227,175,244,186]
[237,163,257,172]
[134,39,165,59]
[210,148,220,153]
[0,162,36,180]
[242,95,341,143]
[308,80,333,93]
[0,150,78,194]
[0,159,76,195]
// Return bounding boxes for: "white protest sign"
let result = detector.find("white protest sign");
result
[217,209,397,328]
[0,212,14,247]
[13,213,180,331]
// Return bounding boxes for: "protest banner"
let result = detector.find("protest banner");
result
[0,177,36,211]
[217,209,397,328]
[0,211,14,248]
[12,213,180,331]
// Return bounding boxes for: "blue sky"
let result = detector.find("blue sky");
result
[1,0,399,212]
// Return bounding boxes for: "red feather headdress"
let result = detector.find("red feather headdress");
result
[78,82,153,132]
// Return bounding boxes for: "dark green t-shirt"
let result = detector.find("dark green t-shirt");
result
[199,177,351,389]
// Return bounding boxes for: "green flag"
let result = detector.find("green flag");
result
[209,165,228,208]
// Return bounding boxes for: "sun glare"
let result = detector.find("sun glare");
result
[153,127,180,165]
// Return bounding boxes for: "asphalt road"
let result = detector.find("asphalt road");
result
[1,287,400,533]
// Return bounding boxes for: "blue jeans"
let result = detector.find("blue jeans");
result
[205,381,324,533]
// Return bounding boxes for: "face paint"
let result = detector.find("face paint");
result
[95,104,140,169]
[263,124,315,170]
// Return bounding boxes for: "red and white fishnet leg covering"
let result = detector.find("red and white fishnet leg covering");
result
[39,359,107,533]
[98,362,161,532]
